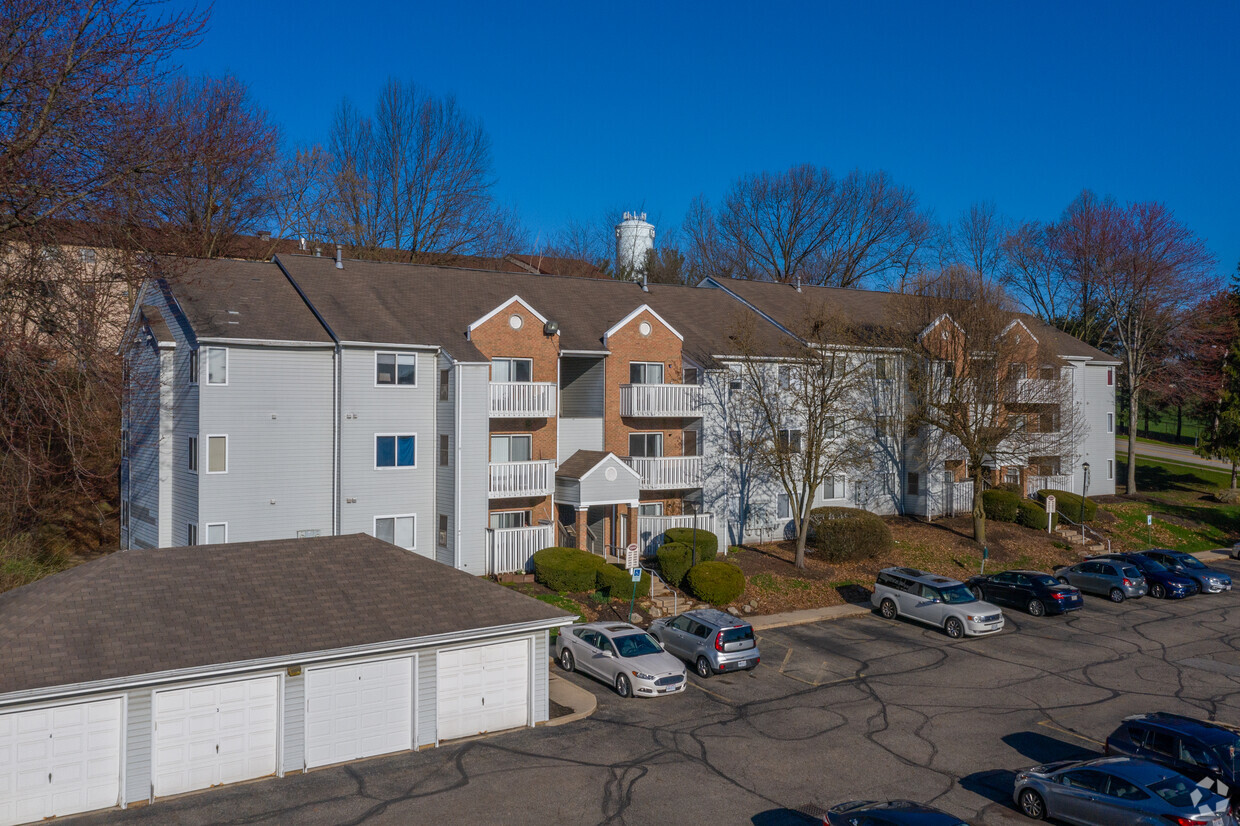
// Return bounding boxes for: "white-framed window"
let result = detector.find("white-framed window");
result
[439,434,450,466]
[875,356,894,381]
[189,350,199,384]
[490,434,531,462]
[187,523,198,546]
[375,434,416,468]
[629,361,665,384]
[777,428,802,453]
[376,352,417,386]
[682,366,699,385]
[203,347,227,385]
[820,475,846,500]
[683,429,701,456]
[639,503,664,517]
[778,365,792,390]
[492,358,532,383]
[728,379,742,400]
[438,514,449,547]
[188,436,198,472]
[1107,412,1114,434]
[489,510,531,530]
[80,248,96,264]
[776,493,791,520]
[907,472,920,496]
[374,514,416,550]
[205,522,227,544]
[875,416,893,440]
[629,432,664,458]
[1107,459,1114,481]
[206,435,227,474]
[1008,362,1028,381]
[1106,368,1114,387]
[1005,467,1020,485]
[439,368,450,400]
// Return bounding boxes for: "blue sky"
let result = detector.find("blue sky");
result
[171,1,1238,273]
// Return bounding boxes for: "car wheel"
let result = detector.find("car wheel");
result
[1109,587,1126,603]
[970,586,984,600]
[614,673,632,698]
[880,598,898,619]
[695,656,713,679]
[944,617,965,639]
[1018,788,1047,820]
[1151,583,1166,599]
[1027,599,1046,617]
[559,649,575,673]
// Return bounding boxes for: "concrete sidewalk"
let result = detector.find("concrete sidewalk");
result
[543,671,596,727]
[750,602,871,631]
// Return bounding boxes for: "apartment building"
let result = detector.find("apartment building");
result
[121,254,1117,574]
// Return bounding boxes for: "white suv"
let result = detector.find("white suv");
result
[871,566,1005,638]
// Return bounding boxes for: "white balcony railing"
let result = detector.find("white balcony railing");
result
[488,460,555,498]
[488,523,553,575]
[489,382,556,418]
[623,456,703,490]
[1027,474,1074,497]
[619,383,703,417]
[638,513,715,555]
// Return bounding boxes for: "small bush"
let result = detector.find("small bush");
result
[531,546,597,593]
[1215,488,1240,504]
[663,527,718,559]
[982,489,1021,523]
[1016,498,1058,531]
[655,542,693,588]
[996,482,1022,494]
[807,507,893,562]
[1038,489,1097,521]
[595,560,650,599]
[685,561,746,605]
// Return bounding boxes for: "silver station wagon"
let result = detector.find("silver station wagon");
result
[871,567,1005,638]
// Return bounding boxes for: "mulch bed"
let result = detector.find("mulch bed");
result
[549,699,573,719]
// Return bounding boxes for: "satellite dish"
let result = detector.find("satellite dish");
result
[544,320,560,335]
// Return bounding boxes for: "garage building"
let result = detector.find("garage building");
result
[0,535,571,825]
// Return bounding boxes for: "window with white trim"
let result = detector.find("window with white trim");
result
[825,416,841,439]
[778,365,792,390]
[490,434,531,462]
[1107,412,1114,434]
[639,503,664,517]
[875,356,894,381]
[189,350,199,384]
[439,368,450,400]
[629,361,664,384]
[205,523,226,544]
[489,511,531,530]
[203,347,227,385]
[439,434,450,466]
[376,434,416,468]
[1107,459,1114,480]
[492,358,532,382]
[188,436,198,472]
[776,493,791,520]
[438,514,449,547]
[206,435,227,473]
[375,515,415,550]
[629,432,664,458]
[1106,368,1114,387]
[187,522,198,546]
[376,352,417,386]
[907,472,920,496]
[777,428,802,453]
[820,475,846,500]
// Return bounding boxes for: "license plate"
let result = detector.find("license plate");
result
[734,660,748,669]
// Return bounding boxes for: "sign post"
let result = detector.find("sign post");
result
[1147,513,1153,547]
[1045,495,1056,535]
[981,545,989,575]
[626,543,641,621]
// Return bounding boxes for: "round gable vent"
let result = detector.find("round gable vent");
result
[638,321,652,337]
[509,314,523,329]
[604,466,618,482]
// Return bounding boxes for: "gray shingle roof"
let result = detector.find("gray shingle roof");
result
[0,534,572,697]
[555,450,612,480]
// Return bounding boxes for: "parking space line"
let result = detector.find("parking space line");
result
[688,682,732,703]
[780,648,795,671]
[1037,719,1106,747]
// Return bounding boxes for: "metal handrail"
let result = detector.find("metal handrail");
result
[640,561,678,618]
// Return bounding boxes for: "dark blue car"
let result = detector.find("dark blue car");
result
[1105,712,1240,805]
[825,800,970,825]
[1094,553,1198,599]
[1141,549,1233,594]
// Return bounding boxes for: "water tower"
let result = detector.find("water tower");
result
[615,211,655,280]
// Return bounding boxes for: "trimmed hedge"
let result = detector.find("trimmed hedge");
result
[1038,489,1097,521]
[1016,498,1058,531]
[595,560,650,599]
[807,507,893,563]
[532,547,598,592]
[663,527,718,559]
[656,542,693,588]
[685,561,746,605]
[982,489,1020,523]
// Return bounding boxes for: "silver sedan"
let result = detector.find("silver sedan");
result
[555,622,687,698]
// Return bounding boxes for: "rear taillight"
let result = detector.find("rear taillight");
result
[1053,592,1067,599]
[1161,816,1211,825]
[715,631,725,652]
[1123,578,1132,586]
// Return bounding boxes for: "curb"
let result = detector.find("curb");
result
[750,603,871,631]
[543,671,597,727]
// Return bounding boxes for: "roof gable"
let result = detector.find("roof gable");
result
[467,295,551,336]
[602,304,683,346]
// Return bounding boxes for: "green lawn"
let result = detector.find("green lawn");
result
[1105,459,1240,552]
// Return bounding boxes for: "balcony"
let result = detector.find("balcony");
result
[619,383,703,417]
[1027,474,1073,497]
[488,460,555,498]
[623,455,703,490]
[489,382,556,418]
[487,523,554,575]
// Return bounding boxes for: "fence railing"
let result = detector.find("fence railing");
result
[1027,474,1073,497]
[624,456,703,490]
[488,460,555,498]
[619,383,703,417]
[638,513,715,555]
[945,480,974,517]
[488,382,556,418]
[487,523,554,575]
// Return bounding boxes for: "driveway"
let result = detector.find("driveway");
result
[1117,436,1234,472]
[78,558,1240,825]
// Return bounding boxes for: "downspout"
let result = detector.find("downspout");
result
[455,365,463,570]
[273,255,341,535]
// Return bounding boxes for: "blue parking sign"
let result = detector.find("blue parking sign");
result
[630,568,642,582]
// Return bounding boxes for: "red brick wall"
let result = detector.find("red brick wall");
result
[603,308,687,458]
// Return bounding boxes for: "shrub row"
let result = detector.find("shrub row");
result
[662,527,719,558]
[982,489,1021,523]
[685,560,746,605]
[1038,488,1097,521]
[655,540,719,588]
[806,507,893,562]
[531,546,650,598]
[1016,498,1058,531]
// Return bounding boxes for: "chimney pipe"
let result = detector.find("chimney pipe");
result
[334,245,343,270]
[794,274,802,293]
[314,246,321,257]
[641,271,649,293]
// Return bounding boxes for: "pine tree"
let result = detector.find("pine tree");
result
[1196,266,1240,488]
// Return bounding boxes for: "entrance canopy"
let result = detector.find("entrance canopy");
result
[554,450,640,508]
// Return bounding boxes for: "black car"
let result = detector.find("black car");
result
[826,799,970,825]
[965,569,1083,616]
[1105,712,1240,804]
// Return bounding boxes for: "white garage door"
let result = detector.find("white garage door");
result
[153,676,278,798]
[437,639,529,742]
[0,697,122,826]
[305,657,412,768]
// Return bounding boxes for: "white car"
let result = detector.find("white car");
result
[556,622,687,698]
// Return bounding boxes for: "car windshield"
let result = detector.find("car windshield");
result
[939,584,977,604]
[1137,557,1167,572]
[1031,575,1059,587]
[1149,775,1209,807]
[613,633,663,658]
[1179,556,1207,570]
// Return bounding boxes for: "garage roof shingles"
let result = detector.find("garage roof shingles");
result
[0,535,572,697]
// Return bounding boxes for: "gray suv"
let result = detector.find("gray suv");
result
[1055,559,1147,602]
[871,567,1005,638]
[648,608,760,678]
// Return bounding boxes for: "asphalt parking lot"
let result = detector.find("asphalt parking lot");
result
[79,557,1240,825]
